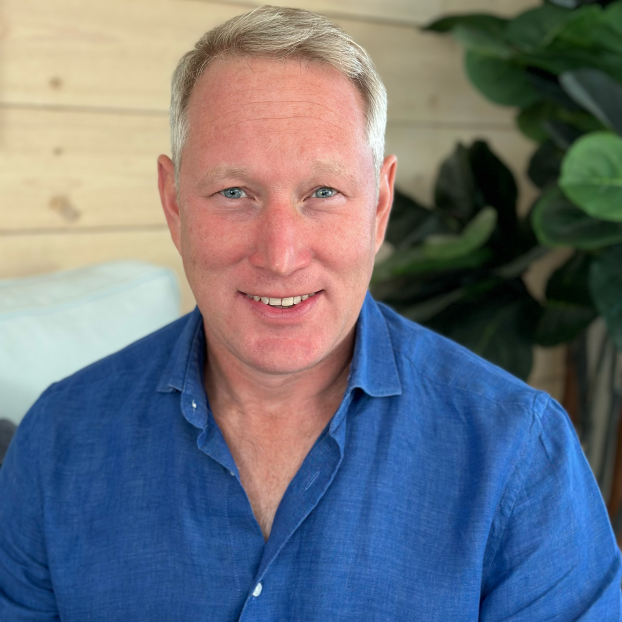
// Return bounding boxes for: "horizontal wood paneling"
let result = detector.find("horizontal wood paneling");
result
[203,0,537,26]
[0,107,168,231]
[0,105,537,231]
[0,0,521,125]
[0,229,196,313]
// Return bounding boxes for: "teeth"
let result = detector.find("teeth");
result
[245,291,317,307]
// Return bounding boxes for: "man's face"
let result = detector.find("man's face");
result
[158,56,396,376]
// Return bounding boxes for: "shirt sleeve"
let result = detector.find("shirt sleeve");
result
[480,396,622,621]
[0,400,60,620]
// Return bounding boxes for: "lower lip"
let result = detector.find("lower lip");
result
[240,291,322,321]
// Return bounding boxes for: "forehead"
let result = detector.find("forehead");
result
[183,56,370,174]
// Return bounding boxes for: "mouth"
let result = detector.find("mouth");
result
[241,291,319,309]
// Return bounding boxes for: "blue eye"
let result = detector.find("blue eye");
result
[313,187,337,198]
[220,187,247,199]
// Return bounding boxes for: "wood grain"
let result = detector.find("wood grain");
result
[0,107,169,231]
[0,0,520,125]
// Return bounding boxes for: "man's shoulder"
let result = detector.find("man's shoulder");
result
[55,311,193,392]
[19,312,194,437]
[376,300,548,415]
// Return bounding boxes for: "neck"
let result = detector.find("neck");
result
[203,327,354,439]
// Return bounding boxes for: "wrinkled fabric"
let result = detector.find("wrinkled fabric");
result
[1,292,620,621]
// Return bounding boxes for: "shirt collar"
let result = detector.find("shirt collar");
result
[157,292,402,426]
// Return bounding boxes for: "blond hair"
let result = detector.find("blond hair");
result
[169,5,387,187]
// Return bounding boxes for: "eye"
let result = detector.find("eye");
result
[312,187,337,199]
[219,187,248,199]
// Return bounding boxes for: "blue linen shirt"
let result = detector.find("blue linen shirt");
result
[1,292,620,621]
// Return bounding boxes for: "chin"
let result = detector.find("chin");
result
[241,338,329,376]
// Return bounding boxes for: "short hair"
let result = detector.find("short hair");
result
[169,5,387,188]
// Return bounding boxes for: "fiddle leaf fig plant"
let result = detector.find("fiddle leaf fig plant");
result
[406,0,622,358]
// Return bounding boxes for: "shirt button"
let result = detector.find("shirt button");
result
[191,400,197,409]
[252,583,262,597]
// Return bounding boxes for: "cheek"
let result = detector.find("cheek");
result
[181,208,251,272]
[318,210,376,274]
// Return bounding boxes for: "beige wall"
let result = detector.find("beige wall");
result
[1,0,565,396]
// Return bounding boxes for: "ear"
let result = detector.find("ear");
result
[157,154,183,254]
[374,154,397,254]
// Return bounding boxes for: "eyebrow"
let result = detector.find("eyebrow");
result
[196,166,251,190]
[196,161,358,190]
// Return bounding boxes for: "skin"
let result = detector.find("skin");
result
[158,56,396,538]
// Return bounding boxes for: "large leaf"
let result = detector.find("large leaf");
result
[385,189,435,249]
[528,140,564,188]
[517,101,605,142]
[464,51,541,107]
[505,5,576,51]
[559,131,622,222]
[590,244,622,350]
[453,25,513,58]
[423,14,508,34]
[469,141,517,229]
[535,302,597,345]
[534,251,597,346]
[422,207,497,260]
[371,246,492,283]
[589,2,622,55]
[546,250,595,305]
[560,69,622,135]
[425,280,542,380]
[526,68,583,110]
[548,5,604,50]
[531,185,622,248]
[433,143,478,224]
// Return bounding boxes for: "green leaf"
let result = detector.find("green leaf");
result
[531,185,622,248]
[385,189,434,249]
[560,69,622,135]
[549,5,603,50]
[425,280,541,380]
[468,140,519,260]
[433,143,478,224]
[535,251,596,347]
[453,25,513,58]
[559,131,622,222]
[422,207,497,260]
[464,51,541,107]
[517,101,605,142]
[422,14,508,34]
[528,140,564,188]
[534,301,597,345]
[505,5,576,51]
[546,250,594,305]
[371,246,492,283]
[590,244,622,350]
[589,2,622,55]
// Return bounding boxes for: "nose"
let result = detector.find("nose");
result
[249,198,311,277]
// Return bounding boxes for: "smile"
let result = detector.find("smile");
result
[243,292,318,308]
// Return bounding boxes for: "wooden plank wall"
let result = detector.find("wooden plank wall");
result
[0,0,565,397]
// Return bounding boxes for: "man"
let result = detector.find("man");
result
[0,6,620,620]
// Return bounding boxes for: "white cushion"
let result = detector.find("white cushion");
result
[0,261,181,425]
